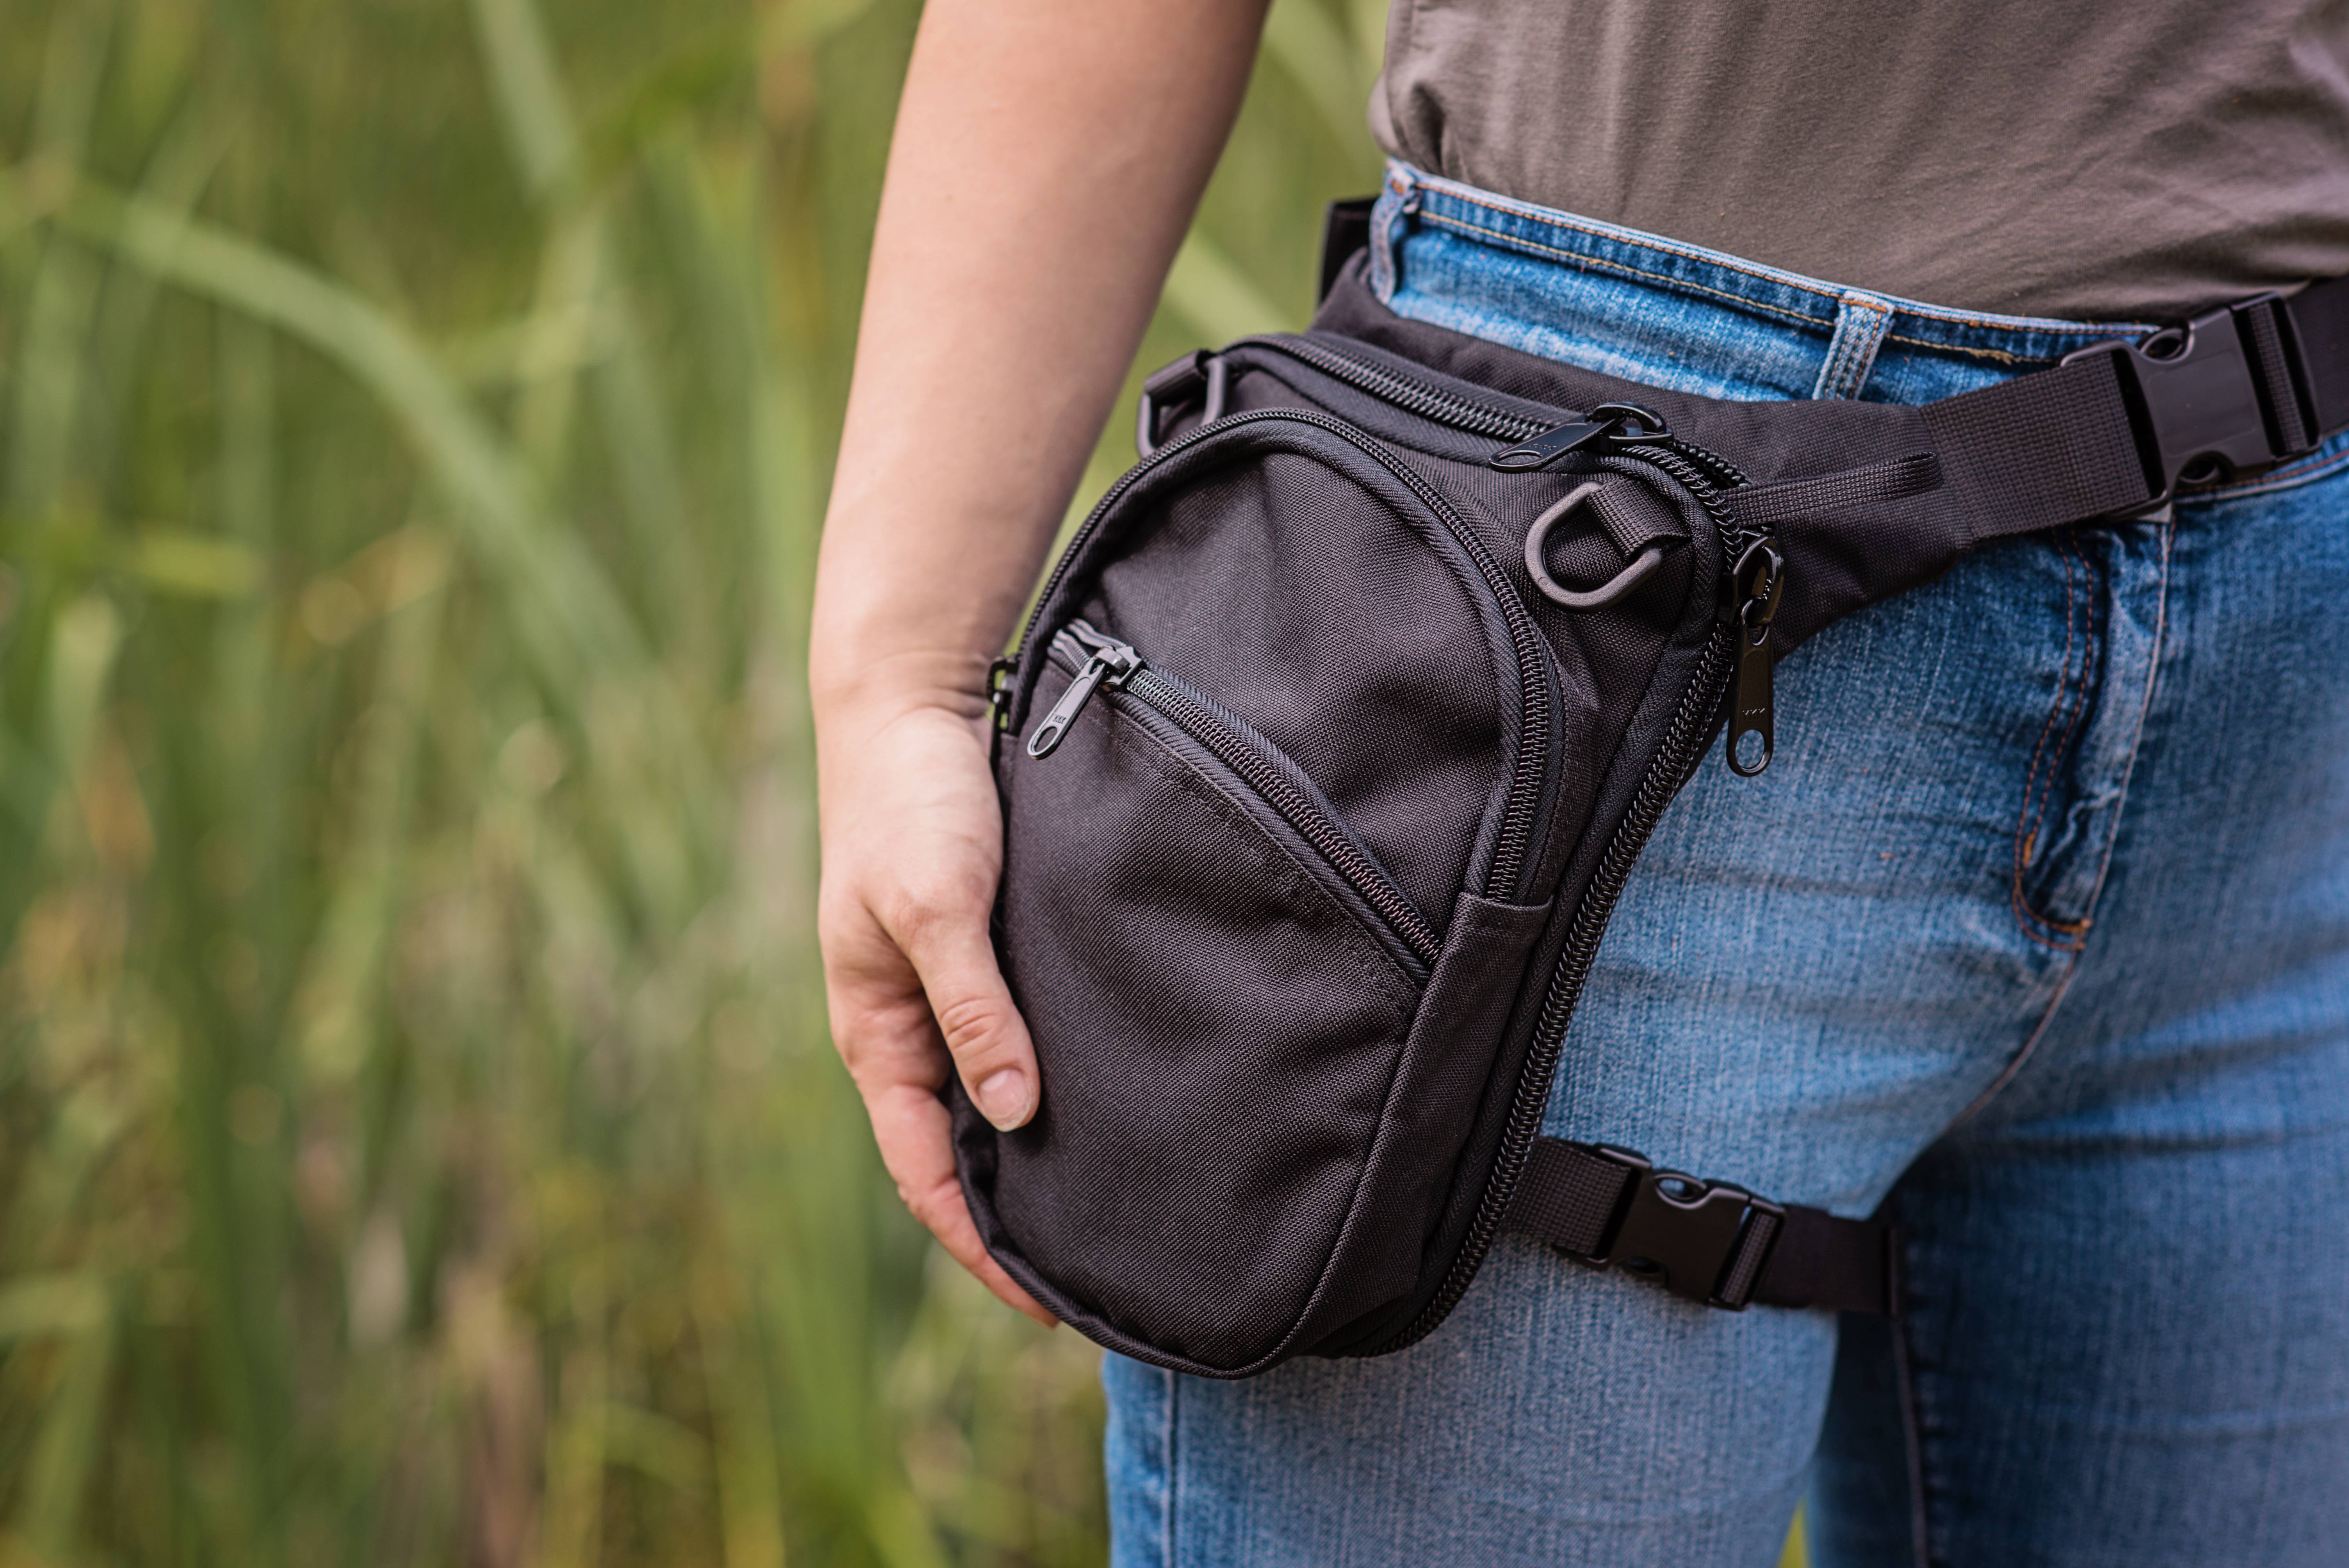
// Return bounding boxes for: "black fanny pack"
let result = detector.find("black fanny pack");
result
[953,217,2349,1379]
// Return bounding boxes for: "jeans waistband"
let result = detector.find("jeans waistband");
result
[1367,162,2164,411]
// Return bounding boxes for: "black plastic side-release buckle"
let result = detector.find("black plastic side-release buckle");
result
[1587,1146,1784,1310]
[1503,1137,1895,1315]
[2064,293,2320,512]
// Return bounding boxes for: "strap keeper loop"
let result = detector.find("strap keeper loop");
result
[1135,350,1230,456]
[2231,290,2320,460]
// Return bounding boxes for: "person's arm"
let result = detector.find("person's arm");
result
[810,0,1271,1320]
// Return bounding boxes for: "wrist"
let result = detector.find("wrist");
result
[811,642,996,734]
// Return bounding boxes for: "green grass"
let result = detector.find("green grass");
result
[0,0,1385,1562]
[0,3,1822,1561]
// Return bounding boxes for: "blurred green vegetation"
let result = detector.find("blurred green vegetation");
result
[0,0,1387,1562]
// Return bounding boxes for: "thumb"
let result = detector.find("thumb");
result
[901,912,1041,1131]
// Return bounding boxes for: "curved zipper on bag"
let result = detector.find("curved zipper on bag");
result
[1037,623,1444,970]
[1366,438,1749,1357]
[1230,334,1757,541]
[1367,625,1733,1354]
[1221,334,1779,768]
[1231,335,1554,442]
[1015,408,1554,902]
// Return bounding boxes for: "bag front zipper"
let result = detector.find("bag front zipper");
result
[1031,622,1444,971]
[1012,409,1554,902]
[1233,335,1551,442]
[1224,335,1783,771]
[1363,421,1751,1356]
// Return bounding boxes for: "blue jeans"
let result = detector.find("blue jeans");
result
[1103,164,2349,1567]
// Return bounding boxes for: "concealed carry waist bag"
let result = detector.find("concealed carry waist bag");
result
[953,215,2349,1379]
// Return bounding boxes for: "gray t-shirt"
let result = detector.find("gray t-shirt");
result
[1369,0,2349,321]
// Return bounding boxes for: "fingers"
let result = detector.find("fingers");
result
[826,921,1057,1327]
[868,1079,1057,1326]
[891,893,1041,1132]
[813,698,1049,1324]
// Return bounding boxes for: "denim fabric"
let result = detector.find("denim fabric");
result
[1102,164,2349,1567]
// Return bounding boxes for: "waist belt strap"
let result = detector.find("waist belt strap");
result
[1710,275,2349,653]
[1503,1139,1896,1316]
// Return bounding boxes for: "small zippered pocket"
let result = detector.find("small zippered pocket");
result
[1004,411,1562,917]
[979,628,1433,1370]
[1029,621,1440,971]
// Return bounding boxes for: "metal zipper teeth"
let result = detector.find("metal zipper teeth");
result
[1022,407,1552,902]
[1110,659,1444,970]
[1369,624,1736,1354]
[1233,336,1554,442]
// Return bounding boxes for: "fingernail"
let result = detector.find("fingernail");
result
[977,1068,1033,1130]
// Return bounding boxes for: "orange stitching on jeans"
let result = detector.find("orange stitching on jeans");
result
[1416,182,2146,350]
[2010,534,2078,908]
[1424,207,2080,369]
[1878,330,2039,366]
[1419,182,2142,333]
[1817,296,1895,398]
[2029,540,2105,939]
[1426,184,1850,302]
[2012,531,2099,945]
[2034,553,2101,940]
[1955,524,2173,1123]
[1417,210,1830,331]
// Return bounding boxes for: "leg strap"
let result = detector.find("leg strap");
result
[1504,1138,1895,1316]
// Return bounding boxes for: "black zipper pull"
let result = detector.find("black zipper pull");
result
[1726,538,1784,777]
[1491,419,1616,472]
[1490,401,1672,472]
[1025,627,1142,758]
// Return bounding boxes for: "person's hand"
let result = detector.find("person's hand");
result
[814,676,1055,1326]
[807,0,1273,1326]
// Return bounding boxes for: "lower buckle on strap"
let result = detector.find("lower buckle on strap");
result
[1589,1146,1783,1309]
[2063,295,2320,514]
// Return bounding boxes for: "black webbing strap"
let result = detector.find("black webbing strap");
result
[1503,1138,1896,1316]
[1721,279,2349,597]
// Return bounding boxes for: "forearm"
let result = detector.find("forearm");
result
[810,0,1269,727]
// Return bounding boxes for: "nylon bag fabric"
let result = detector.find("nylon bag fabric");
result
[951,260,2090,1377]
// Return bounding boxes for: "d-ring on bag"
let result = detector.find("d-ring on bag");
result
[951,207,2349,1379]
